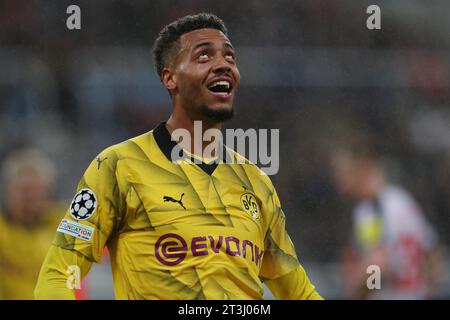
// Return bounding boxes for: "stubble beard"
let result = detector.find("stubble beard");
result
[201,104,235,123]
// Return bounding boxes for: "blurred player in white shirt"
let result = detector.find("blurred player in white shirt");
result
[332,147,442,299]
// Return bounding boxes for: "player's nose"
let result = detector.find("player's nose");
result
[212,55,232,74]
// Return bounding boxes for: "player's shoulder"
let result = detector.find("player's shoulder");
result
[380,185,416,208]
[224,145,276,191]
[95,130,154,165]
[353,185,416,217]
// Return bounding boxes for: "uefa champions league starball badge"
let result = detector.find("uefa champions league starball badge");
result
[70,188,98,220]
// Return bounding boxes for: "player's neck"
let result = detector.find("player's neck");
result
[362,175,386,200]
[166,112,222,158]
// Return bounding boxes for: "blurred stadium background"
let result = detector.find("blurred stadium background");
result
[0,0,449,299]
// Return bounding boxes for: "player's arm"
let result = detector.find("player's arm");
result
[260,185,323,300]
[265,265,323,300]
[34,246,93,300]
[35,147,122,300]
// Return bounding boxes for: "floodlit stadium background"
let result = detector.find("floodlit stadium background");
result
[1,0,449,299]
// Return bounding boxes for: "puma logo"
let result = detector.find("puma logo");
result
[95,156,108,170]
[163,193,186,210]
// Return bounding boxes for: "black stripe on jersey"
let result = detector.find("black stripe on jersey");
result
[153,122,232,176]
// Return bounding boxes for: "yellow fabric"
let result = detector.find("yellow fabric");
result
[35,127,320,300]
[34,245,92,300]
[265,265,324,300]
[0,208,61,299]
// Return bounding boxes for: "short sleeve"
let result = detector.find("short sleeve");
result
[53,148,122,263]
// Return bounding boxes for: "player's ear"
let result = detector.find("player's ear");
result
[162,67,177,92]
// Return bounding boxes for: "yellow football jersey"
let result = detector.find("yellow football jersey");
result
[53,122,303,299]
[0,209,60,299]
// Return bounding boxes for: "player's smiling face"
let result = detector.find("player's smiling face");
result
[168,28,240,122]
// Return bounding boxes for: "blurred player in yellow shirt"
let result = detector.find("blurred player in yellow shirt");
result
[0,148,62,299]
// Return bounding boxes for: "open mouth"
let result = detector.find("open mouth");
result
[207,80,232,96]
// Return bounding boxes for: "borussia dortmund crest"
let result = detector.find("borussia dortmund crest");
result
[240,193,260,220]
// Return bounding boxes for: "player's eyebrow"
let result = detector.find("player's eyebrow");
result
[224,42,234,50]
[192,41,235,52]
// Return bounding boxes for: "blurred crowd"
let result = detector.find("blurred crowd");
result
[1,0,449,299]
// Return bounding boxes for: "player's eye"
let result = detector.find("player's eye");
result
[225,53,235,62]
[198,52,209,62]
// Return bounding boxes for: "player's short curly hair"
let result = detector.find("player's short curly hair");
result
[152,13,228,80]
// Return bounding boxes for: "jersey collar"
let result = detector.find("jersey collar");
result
[152,121,233,176]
